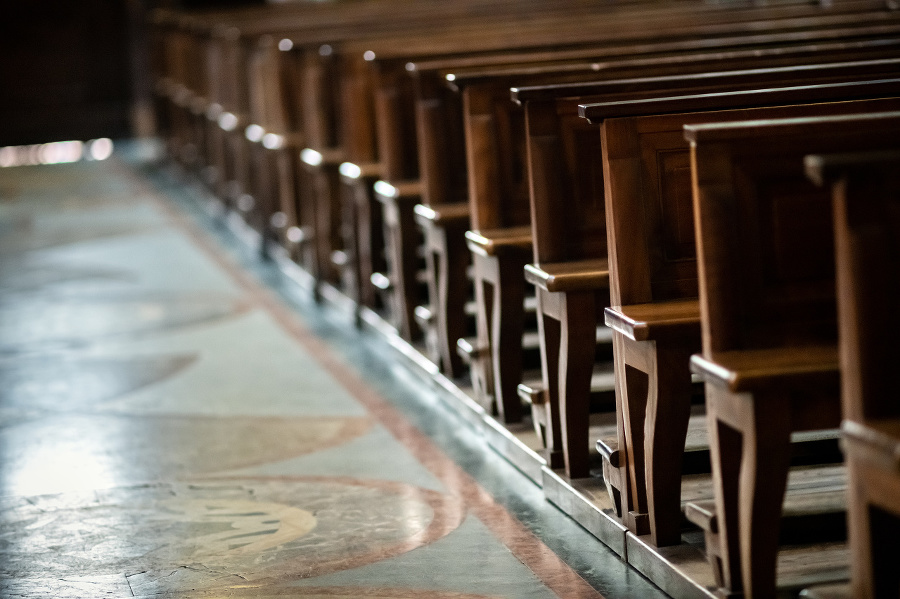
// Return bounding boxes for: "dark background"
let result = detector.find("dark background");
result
[0,0,262,146]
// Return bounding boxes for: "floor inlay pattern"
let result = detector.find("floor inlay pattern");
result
[0,477,465,596]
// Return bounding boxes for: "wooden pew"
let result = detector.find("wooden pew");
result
[509,52,900,480]
[155,2,900,473]
[576,61,900,547]
[805,149,900,599]
[686,109,900,598]
[443,31,900,425]
[435,20,900,418]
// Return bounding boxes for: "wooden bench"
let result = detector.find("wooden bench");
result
[443,27,900,425]
[574,60,900,549]
[805,148,900,599]
[686,109,900,598]
[452,17,900,435]
[509,52,900,482]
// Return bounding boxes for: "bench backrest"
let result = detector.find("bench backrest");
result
[687,110,900,355]
[454,30,900,233]
[589,68,900,308]
[516,60,900,268]
[321,1,900,186]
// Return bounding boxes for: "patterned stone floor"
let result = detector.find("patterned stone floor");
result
[0,144,666,598]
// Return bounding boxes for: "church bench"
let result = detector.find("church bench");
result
[583,61,900,547]
[805,148,900,599]
[685,109,900,599]
[508,54,900,485]
[278,1,677,327]
[452,26,900,426]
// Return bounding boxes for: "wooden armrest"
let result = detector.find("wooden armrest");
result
[301,147,345,167]
[466,227,532,257]
[524,259,609,293]
[604,299,700,343]
[842,418,900,472]
[595,436,621,468]
[374,180,423,202]
[414,202,470,225]
[339,161,381,180]
[690,345,838,393]
[456,337,487,361]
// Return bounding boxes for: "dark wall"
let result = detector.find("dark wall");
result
[0,1,134,146]
[0,0,262,147]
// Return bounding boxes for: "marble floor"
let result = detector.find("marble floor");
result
[0,144,667,598]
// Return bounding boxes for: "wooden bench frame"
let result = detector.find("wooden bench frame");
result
[448,28,900,426]
[508,51,900,482]
[687,108,900,598]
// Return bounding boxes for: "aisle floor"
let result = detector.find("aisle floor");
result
[0,145,666,599]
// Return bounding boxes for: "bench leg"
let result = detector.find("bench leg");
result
[223,132,246,209]
[536,291,564,469]
[307,163,341,293]
[644,346,694,546]
[848,458,900,598]
[490,253,525,423]
[706,387,744,594]
[619,350,650,534]
[558,291,597,479]
[338,177,364,307]
[470,254,496,408]
[425,221,469,377]
[739,397,791,599]
[708,388,791,598]
[273,148,298,246]
[354,179,385,310]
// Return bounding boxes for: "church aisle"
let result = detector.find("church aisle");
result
[0,145,665,599]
